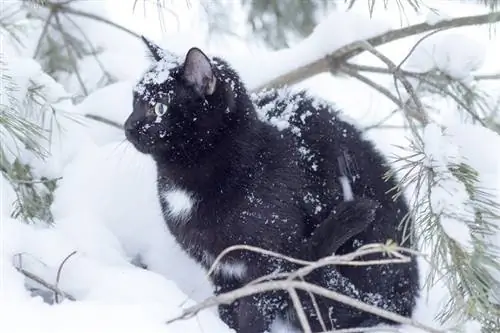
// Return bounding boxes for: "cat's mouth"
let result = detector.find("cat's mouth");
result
[125,121,159,155]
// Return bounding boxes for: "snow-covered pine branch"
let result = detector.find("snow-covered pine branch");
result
[393,121,500,332]
[0,55,68,224]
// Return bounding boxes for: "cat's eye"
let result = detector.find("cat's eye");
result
[154,103,168,117]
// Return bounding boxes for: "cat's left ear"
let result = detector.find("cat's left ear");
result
[183,47,216,96]
[141,36,164,61]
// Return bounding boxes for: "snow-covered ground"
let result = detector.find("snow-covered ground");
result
[1,1,500,332]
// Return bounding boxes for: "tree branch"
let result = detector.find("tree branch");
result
[254,12,500,91]
[16,267,76,301]
[166,279,443,333]
[84,113,123,130]
[60,6,142,40]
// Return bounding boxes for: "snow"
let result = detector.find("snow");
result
[2,1,500,332]
[228,11,392,90]
[401,31,486,82]
[421,119,500,303]
[425,10,451,26]
[422,123,473,248]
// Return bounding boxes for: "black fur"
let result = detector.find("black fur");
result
[125,42,420,332]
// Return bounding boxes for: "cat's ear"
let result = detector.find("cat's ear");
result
[141,36,164,61]
[183,47,216,96]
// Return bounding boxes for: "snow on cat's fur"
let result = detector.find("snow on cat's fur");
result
[124,38,420,332]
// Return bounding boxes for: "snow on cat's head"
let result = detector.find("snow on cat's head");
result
[124,36,249,157]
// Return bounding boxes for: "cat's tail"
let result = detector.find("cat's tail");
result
[305,198,379,260]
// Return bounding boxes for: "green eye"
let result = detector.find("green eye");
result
[154,103,168,117]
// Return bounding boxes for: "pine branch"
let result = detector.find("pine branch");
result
[393,128,500,332]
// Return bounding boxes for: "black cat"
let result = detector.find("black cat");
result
[124,37,420,332]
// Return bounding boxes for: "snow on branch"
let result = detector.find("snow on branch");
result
[393,121,500,331]
[252,11,500,92]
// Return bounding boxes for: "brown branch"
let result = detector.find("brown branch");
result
[254,12,500,92]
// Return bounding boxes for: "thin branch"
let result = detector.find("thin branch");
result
[84,114,124,130]
[166,280,444,333]
[60,6,142,40]
[346,63,500,83]
[323,327,402,333]
[475,73,500,80]
[357,41,429,124]
[254,12,500,91]
[288,287,312,333]
[62,12,114,84]
[15,267,76,301]
[33,10,54,58]
[54,250,77,304]
[396,28,447,70]
[339,64,405,109]
[53,12,88,96]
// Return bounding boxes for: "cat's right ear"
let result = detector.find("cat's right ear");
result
[141,36,163,61]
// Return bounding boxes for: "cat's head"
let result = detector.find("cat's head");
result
[124,37,253,158]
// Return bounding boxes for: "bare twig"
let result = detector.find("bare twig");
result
[54,250,77,303]
[166,280,443,333]
[203,243,423,331]
[208,243,420,282]
[324,327,402,333]
[343,63,500,83]
[33,10,54,58]
[84,114,124,130]
[339,65,405,109]
[357,41,429,124]
[15,267,76,301]
[300,275,327,332]
[62,12,114,84]
[288,287,312,333]
[60,6,142,40]
[53,12,88,96]
[475,73,500,80]
[207,244,313,279]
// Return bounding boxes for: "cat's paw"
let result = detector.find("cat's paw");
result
[347,198,380,227]
[310,198,380,259]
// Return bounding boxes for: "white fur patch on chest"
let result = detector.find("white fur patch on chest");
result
[161,188,195,221]
[202,251,247,280]
[270,317,301,333]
